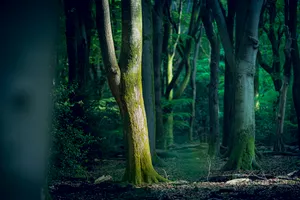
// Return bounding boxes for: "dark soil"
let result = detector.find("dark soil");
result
[50,143,300,199]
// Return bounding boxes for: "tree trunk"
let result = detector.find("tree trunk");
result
[165,0,202,100]
[274,77,289,152]
[142,0,156,158]
[64,0,92,134]
[226,1,263,170]
[222,0,235,150]
[189,33,202,142]
[273,22,293,152]
[0,1,56,199]
[211,0,263,170]
[162,18,174,149]
[164,55,174,148]
[153,0,166,149]
[96,0,166,185]
[287,0,300,150]
[202,7,220,157]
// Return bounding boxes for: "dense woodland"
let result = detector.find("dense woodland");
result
[1,0,300,199]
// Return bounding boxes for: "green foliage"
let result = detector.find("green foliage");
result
[88,97,123,158]
[50,84,97,178]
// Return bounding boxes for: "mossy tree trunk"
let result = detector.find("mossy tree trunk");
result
[202,5,220,157]
[211,0,263,170]
[96,0,167,185]
[0,1,56,198]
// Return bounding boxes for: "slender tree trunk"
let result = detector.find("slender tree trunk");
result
[0,1,56,199]
[142,0,157,159]
[165,0,201,99]
[162,19,174,149]
[189,33,202,142]
[254,63,259,110]
[164,55,174,148]
[202,7,220,157]
[153,0,166,148]
[274,77,289,152]
[96,0,167,185]
[273,24,293,152]
[161,0,183,148]
[287,0,300,150]
[64,0,92,134]
[222,0,235,150]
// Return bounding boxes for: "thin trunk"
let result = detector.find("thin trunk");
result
[142,0,156,159]
[254,64,259,97]
[162,18,173,149]
[64,0,92,134]
[189,32,202,142]
[287,0,300,150]
[221,0,235,150]
[64,0,78,85]
[165,0,202,99]
[202,5,220,157]
[273,15,293,152]
[0,1,56,198]
[153,0,166,148]
[96,0,166,185]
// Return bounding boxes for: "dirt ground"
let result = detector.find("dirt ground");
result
[50,143,300,199]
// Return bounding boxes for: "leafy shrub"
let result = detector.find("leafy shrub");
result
[49,84,97,178]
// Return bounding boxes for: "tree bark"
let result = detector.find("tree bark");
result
[64,0,93,134]
[273,9,293,152]
[162,0,183,148]
[202,6,220,157]
[142,0,156,159]
[153,0,166,148]
[189,31,202,142]
[287,0,300,150]
[211,0,264,170]
[0,1,57,199]
[218,0,235,151]
[165,0,202,99]
[96,0,166,185]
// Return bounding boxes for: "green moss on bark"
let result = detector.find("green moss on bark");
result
[223,127,256,170]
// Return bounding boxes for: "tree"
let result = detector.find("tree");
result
[162,0,183,148]
[142,0,158,161]
[210,0,264,170]
[64,0,93,133]
[153,0,166,148]
[95,0,167,185]
[0,1,57,199]
[287,0,300,150]
[222,0,236,150]
[189,28,202,142]
[202,2,220,157]
[256,0,290,152]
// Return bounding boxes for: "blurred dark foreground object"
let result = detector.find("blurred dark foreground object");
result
[0,1,58,199]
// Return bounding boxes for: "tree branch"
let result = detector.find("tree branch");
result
[209,0,235,71]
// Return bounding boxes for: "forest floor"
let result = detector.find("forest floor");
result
[51,143,300,199]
